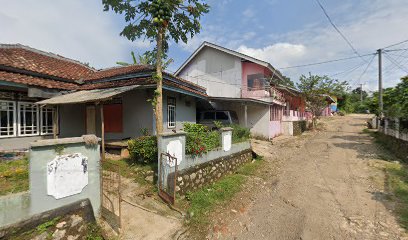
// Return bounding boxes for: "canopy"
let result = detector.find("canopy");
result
[36,85,141,105]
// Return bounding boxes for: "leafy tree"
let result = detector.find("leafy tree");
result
[297,73,348,128]
[103,0,210,134]
[116,51,173,67]
[270,76,295,88]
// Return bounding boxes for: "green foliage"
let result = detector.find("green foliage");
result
[297,73,348,127]
[183,123,220,157]
[185,174,245,225]
[0,158,29,196]
[86,223,104,240]
[36,217,60,233]
[230,124,251,143]
[103,0,210,63]
[128,136,158,163]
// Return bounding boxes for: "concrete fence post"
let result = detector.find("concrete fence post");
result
[220,127,233,152]
[395,118,400,139]
[384,119,388,135]
[157,132,186,188]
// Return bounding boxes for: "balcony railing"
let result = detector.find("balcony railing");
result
[241,85,285,103]
[282,110,312,121]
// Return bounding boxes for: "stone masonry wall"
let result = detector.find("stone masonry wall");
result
[169,149,252,195]
[293,121,307,136]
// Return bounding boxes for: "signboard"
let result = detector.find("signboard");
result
[166,140,182,167]
[47,153,88,199]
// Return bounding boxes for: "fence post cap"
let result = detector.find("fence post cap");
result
[159,131,186,137]
[220,127,233,132]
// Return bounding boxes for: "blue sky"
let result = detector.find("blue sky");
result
[1,0,408,92]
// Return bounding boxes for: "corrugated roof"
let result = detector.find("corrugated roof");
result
[36,85,141,105]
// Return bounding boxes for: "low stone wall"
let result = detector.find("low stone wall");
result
[0,199,96,240]
[171,149,252,195]
[293,121,307,136]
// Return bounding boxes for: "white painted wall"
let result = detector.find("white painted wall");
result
[178,47,242,98]
[247,104,270,138]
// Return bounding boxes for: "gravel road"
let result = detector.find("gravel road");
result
[208,114,408,240]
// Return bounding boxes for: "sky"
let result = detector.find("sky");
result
[1,0,408,92]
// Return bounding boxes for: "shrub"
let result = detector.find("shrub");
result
[128,135,157,163]
[338,110,346,116]
[230,124,250,143]
[183,123,220,157]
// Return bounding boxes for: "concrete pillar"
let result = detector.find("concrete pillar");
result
[220,127,233,152]
[395,118,400,139]
[244,103,248,127]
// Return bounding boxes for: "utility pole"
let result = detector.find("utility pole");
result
[359,83,363,102]
[377,49,383,117]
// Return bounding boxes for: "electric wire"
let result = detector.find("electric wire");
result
[314,0,367,63]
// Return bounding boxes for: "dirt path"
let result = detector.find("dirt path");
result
[209,114,408,240]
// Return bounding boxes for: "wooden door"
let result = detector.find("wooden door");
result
[86,105,96,134]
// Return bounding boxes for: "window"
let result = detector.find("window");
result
[0,100,16,137]
[216,111,229,120]
[247,73,265,91]
[167,97,176,128]
[18,102,39,136]
[40,106,55,135]
[270,105,283,121]
[203,112,215,120]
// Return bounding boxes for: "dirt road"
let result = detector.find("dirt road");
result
[209,114,408,240]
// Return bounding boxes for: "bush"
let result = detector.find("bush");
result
[128,135,157,163]
[338,110,346,116]
[183,123,220,157]
[230,124,251,143]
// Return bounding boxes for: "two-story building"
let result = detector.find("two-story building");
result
[176,42,295,139]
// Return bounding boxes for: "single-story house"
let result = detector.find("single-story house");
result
[0,44,207,151]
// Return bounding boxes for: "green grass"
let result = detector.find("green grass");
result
[104,158,157,186]
[36,217,60,233]
[384,162,408,229]
[182,157,264,227]
[0,158,29,196]
[362,128,408,229]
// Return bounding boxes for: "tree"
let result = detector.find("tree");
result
[297,73,348,128]
[270,76,295,88]
[103,0,210,135]
[116,51,173,67]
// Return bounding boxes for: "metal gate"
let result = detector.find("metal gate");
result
[158,152,178,205]
[101,161,122,233]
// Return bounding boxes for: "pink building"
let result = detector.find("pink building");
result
[176,42,292,139]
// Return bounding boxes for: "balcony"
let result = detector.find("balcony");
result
[282,110,311,121]
[241,78,285,103]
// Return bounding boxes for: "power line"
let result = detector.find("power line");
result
[383,52,408,73]
[279,53,375,69]
[314,0,367,63]
[329,61,368,78]
[354,54,377,85]
[383,39,408,49]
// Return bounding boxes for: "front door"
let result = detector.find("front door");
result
[86,105,96,134]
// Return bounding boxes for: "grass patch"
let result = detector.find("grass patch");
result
[104,158,157,186]
[363,128,408,229]
[182,156,264,228]
[0,158,29,196]
[36,217,60,233]
[384,162,408,229]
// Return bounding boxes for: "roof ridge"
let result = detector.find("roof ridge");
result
[95,64,154,72]
[0,43,96,71]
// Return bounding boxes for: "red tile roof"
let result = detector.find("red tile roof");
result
[0,71,78,90]
[0,44,206,97]
[0,44,94,81]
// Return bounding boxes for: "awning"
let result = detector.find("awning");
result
[36,85,141,105]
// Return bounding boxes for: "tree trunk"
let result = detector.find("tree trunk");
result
[154,27,164,135]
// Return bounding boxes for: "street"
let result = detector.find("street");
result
[208,115,407,240]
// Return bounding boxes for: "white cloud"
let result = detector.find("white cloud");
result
[242,8,255,18]
[237,43,307,68]
[0,0,149,69]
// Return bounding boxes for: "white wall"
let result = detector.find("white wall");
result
[178,47,242,98]
[162,90,197,132]
[247,104,270,138]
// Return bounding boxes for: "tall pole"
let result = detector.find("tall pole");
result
[359,83,363,102]
[377,49,383,117]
